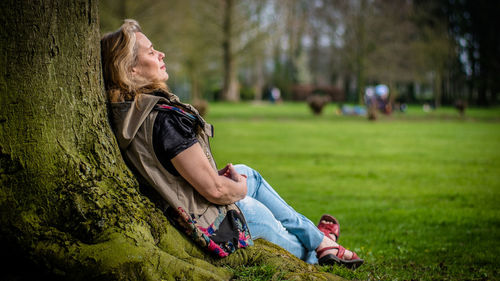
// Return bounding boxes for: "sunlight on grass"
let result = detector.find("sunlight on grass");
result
[206,102,500,280]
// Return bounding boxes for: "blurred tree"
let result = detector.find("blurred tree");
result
[220,0,273,101]
[270,0,311,99]
[364,0,420,104]
[446,0,500,106]
[337,0,422,104]
[221,0,238,101]
[339,0,372,104]
[307,0,342,87]
[238,0,275,101]
[412,0,455,108]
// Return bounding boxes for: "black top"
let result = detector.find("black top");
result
[153,108,199,176]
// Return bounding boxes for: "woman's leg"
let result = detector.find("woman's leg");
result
[234,164,324,253]
[236,196,318,264]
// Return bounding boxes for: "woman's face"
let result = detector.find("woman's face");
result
[131,32,169,83]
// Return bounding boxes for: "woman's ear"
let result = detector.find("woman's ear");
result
[130,66,141,79]
[130,66,137,75]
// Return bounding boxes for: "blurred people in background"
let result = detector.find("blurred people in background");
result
[374,84,392,114]
[337,104,367,116]
[270,86,282,104]
[364,84,392,120]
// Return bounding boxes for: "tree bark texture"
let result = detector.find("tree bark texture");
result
[0,1,343,280]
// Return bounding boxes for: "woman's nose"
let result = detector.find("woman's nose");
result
[158,51,165,60]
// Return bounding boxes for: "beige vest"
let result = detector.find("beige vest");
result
[109,92,252,256]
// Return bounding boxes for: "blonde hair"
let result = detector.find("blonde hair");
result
[101,19,166,102]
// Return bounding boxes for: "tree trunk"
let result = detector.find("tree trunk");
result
[253,58,265,101]
[434,69,442,108]
[221,0,239,102]
[355,0,367,105]
[0,1,343,280]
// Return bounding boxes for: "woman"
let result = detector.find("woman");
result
[101,19,363,268]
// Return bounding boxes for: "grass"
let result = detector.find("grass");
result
[229,264,286,281]
[205,102,500,280]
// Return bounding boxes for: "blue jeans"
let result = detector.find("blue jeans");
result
[234,164,324,264]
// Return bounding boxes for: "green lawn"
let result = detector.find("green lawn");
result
[205,102,500,280]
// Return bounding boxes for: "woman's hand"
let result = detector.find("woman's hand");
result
[218,164,231,177]
[172,144,248,205]
[218,163,247,181]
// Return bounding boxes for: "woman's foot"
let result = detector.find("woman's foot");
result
[317,214,340,242]
[316,236,363,269]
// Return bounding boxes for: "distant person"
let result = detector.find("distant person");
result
[340,104,367,116]
[394,102,407,113]
[270,86,281,104]
[364,86,376,106]
[422,103,432,112]
[365,85,391,117]
[101,19,363,268]
[374,84,391,114]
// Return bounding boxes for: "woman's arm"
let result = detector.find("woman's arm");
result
[171,143,247,205]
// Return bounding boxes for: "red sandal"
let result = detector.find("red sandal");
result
[317,244,364,269]
[318,214,340,242]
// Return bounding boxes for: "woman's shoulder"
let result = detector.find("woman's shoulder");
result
[154,106,198,136]
[152,104,199,163]
[155,104,197,120]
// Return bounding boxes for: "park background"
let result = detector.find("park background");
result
[99,0,500,280]
[100,0,499,107]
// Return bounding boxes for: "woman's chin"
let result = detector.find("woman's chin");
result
[153,76,168,83]
[162,73,169,82]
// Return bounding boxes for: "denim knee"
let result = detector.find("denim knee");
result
[234,164,252,175]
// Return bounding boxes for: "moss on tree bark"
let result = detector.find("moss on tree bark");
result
[0,1,343,280]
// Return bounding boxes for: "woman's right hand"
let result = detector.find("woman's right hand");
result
[219,163,247,181]
[218,164,231,177]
